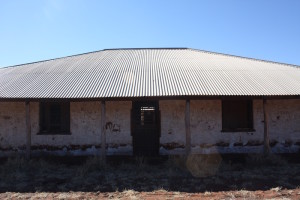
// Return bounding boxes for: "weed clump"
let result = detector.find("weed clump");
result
[76,156,107,176]
[245,154,287,167]
[186,154,222,177]
[167,154,222,177]
[0,156,54,175]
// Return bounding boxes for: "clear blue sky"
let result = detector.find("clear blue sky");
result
[0,0,300,67]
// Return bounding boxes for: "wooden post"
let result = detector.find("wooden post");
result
[185,99,191,155]
[101,101,106,161]
[263,99,270,155]
[25,101,31,159]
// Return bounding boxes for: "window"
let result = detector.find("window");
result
[222,100,253,132]
[39,102,70,134]
[140,106,156,125]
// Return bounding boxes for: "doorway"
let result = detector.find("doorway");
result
[131,101,160,156]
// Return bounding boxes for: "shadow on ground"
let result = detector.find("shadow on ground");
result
[0,154,300,193]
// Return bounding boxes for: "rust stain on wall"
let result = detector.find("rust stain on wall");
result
[269,140,278,147]
[2,116,11,120]
[108,143,128,148]
[215,142,230,147]
[29,144,130,151]
[233,142,243,146]
[284,140,293,147]
[200,143,215,148]
[245,140,263,146]
[161,143,185,150]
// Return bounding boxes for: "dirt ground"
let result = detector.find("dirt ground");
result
[0,154,300,199]
[1,188,300,199]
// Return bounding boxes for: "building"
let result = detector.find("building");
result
[0,48,299,157]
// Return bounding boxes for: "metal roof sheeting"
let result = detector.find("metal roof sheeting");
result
[0,48,300,99]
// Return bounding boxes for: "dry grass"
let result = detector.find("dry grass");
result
[245,154,287,166]
[2,189,299,200]
[76,156,107,177]
[185,154,222,177]
[0,154,300,199]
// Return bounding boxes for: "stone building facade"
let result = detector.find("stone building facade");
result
[1,99,299,156]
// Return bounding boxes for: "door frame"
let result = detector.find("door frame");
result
[131,100,161,156]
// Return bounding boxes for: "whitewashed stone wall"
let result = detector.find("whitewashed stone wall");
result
[105,101,132,154]
[189,100,264,154]
[268,99,300,152]
[0,102,27,149]
[0,99,299,156]
[159,100,185,153]
[0,101,132,156]
[159,99,300,154]
[31,102,101,147]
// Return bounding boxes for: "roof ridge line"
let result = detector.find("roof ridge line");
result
[1,47,299,69]
[1,49,106,69]
[1,48,188,69]
[188,48,300,68]
[103,47,188,50]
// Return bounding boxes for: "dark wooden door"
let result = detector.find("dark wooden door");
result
[131,101,160,156]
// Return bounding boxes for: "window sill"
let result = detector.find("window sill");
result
[37,132,71,135]
[221,129,255,133]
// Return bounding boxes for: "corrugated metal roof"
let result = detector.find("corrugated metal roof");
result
[0,48,300,99]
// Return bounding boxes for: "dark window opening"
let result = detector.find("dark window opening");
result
[222,100,254,132]
[39,102,70,134]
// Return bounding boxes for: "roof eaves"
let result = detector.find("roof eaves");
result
[188,48,300,68]
[1,49,106,69]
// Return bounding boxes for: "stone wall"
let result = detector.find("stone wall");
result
[268,99,300,152]
[159,99,300,154]
[159,100,185,153]
[0,99,299,156]
[105,101,132,154]
[0,102,27,149]
[0,101,132,156]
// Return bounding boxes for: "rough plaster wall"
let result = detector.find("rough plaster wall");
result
[0,101,133,155]
[268,99,300,145]
[190,100,221,145]
[0,102,26,149]
[188,100,266,153]
[191,100,264,146]
[159,100,185,146]
[1,99,300,155]
[159,100,265,150]
[32,101,132,147]
[31,102,101,146]
[149,99,300,154]
[161,99,300,154]
[106,101,132,146]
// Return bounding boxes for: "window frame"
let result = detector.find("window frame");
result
[38,101,71,135]
[221,99,255,132]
